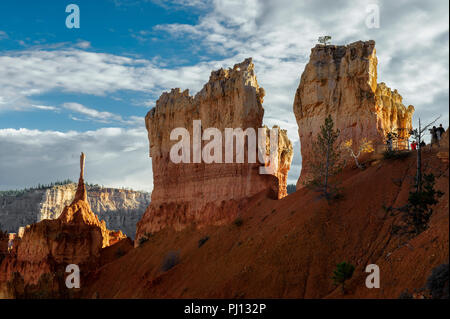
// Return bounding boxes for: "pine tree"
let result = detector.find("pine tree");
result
[402,173,443,235]
[309,115,344,199]
[332,262,355,294]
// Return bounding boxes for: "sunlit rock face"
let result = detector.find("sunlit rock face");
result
[293,40,414,188]
[0,184,150,239]
[136,58,293,242]
[0,154,126,296]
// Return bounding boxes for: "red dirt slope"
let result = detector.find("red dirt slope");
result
[81,149,448,299]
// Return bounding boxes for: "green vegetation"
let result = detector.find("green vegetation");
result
[388,173,443,236]
[332,262,355,293]
[233,217,243,227]
[382,149,411,160]
[318,35,331,45]
[115,248,126,258]
[0,180,145,198]
[308,115,344,199]
[286,184,296,195]
[0,179,75,197]
[198,236,210,248]
[161,251,180,272]
[138,236,149,246]
[426,263,449,299]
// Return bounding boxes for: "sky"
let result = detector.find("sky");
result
[0,0,448,192]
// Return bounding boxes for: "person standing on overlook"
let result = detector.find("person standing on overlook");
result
[430,126,438,148]
[436,124,445,147]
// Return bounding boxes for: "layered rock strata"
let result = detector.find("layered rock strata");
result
[137,58,293,241]
[0,184,150,238]
[293,40,414,187]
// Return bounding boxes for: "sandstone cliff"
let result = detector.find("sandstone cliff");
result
[136,58,293,241]
[80,149,449,299]
[0,184,150,238]
[293,40,414,187]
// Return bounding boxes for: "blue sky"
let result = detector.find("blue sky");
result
[0,0,448,191]
[0,0,206,132]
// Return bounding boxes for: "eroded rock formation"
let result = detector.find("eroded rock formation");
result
[0,153,126,297]
[136,58,293,241]
[293,40,414,187]
[0,184,150,238]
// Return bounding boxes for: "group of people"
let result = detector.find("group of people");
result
[430,124,446,148]
[410,139,424,151]
[387,124,446,151]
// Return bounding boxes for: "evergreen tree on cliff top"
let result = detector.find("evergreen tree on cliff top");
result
[308,115,344,199]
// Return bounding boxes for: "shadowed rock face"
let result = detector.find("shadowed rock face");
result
[136,58,293,241]
[293,40,414,188]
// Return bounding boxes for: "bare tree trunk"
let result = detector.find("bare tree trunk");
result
[324,142,330,197]
[353,154,362,169]
[417,119,422,192]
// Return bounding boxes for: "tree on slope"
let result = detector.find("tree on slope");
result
[332,262,355,294]
[342,138,374,169]
[309,115,344,199]
[409,115,441,192]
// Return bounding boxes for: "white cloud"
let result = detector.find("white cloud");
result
[0,48,216,113]
[153,0,449,141]
[63,102,123,123]
[75,40,91,49]
[0,127,153,192]
[0,0,448,191]
[0,31,8,40]
[31,104,58,111]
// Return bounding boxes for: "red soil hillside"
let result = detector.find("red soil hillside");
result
[81,149,448,299]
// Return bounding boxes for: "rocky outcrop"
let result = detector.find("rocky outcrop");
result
[375,82,414,144]
[137,58,293,241]
[437,128,449,163]
[0,232,7,264]
[293,40,414,187]
[0,184,150,238]
[263,126,293,199]
[0,153,126,297]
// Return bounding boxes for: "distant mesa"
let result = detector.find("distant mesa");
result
[0,180,150,239]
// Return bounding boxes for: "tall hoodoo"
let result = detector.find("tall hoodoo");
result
[136,58,293,241]
[293,40,414,188]
[0,153,125,294]
[58,153,126,247]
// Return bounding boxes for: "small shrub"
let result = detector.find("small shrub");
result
[286,184,296,195]
[138,236,149,246]
[383,150,411,160]
[399,174,443,235]
[161,250,180,272]
[198,236,209,248]
[426,263,449,299]
[332,262,355,293]
[115,248,125,258]
[233,217,243,227]
[398,289,413,299]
